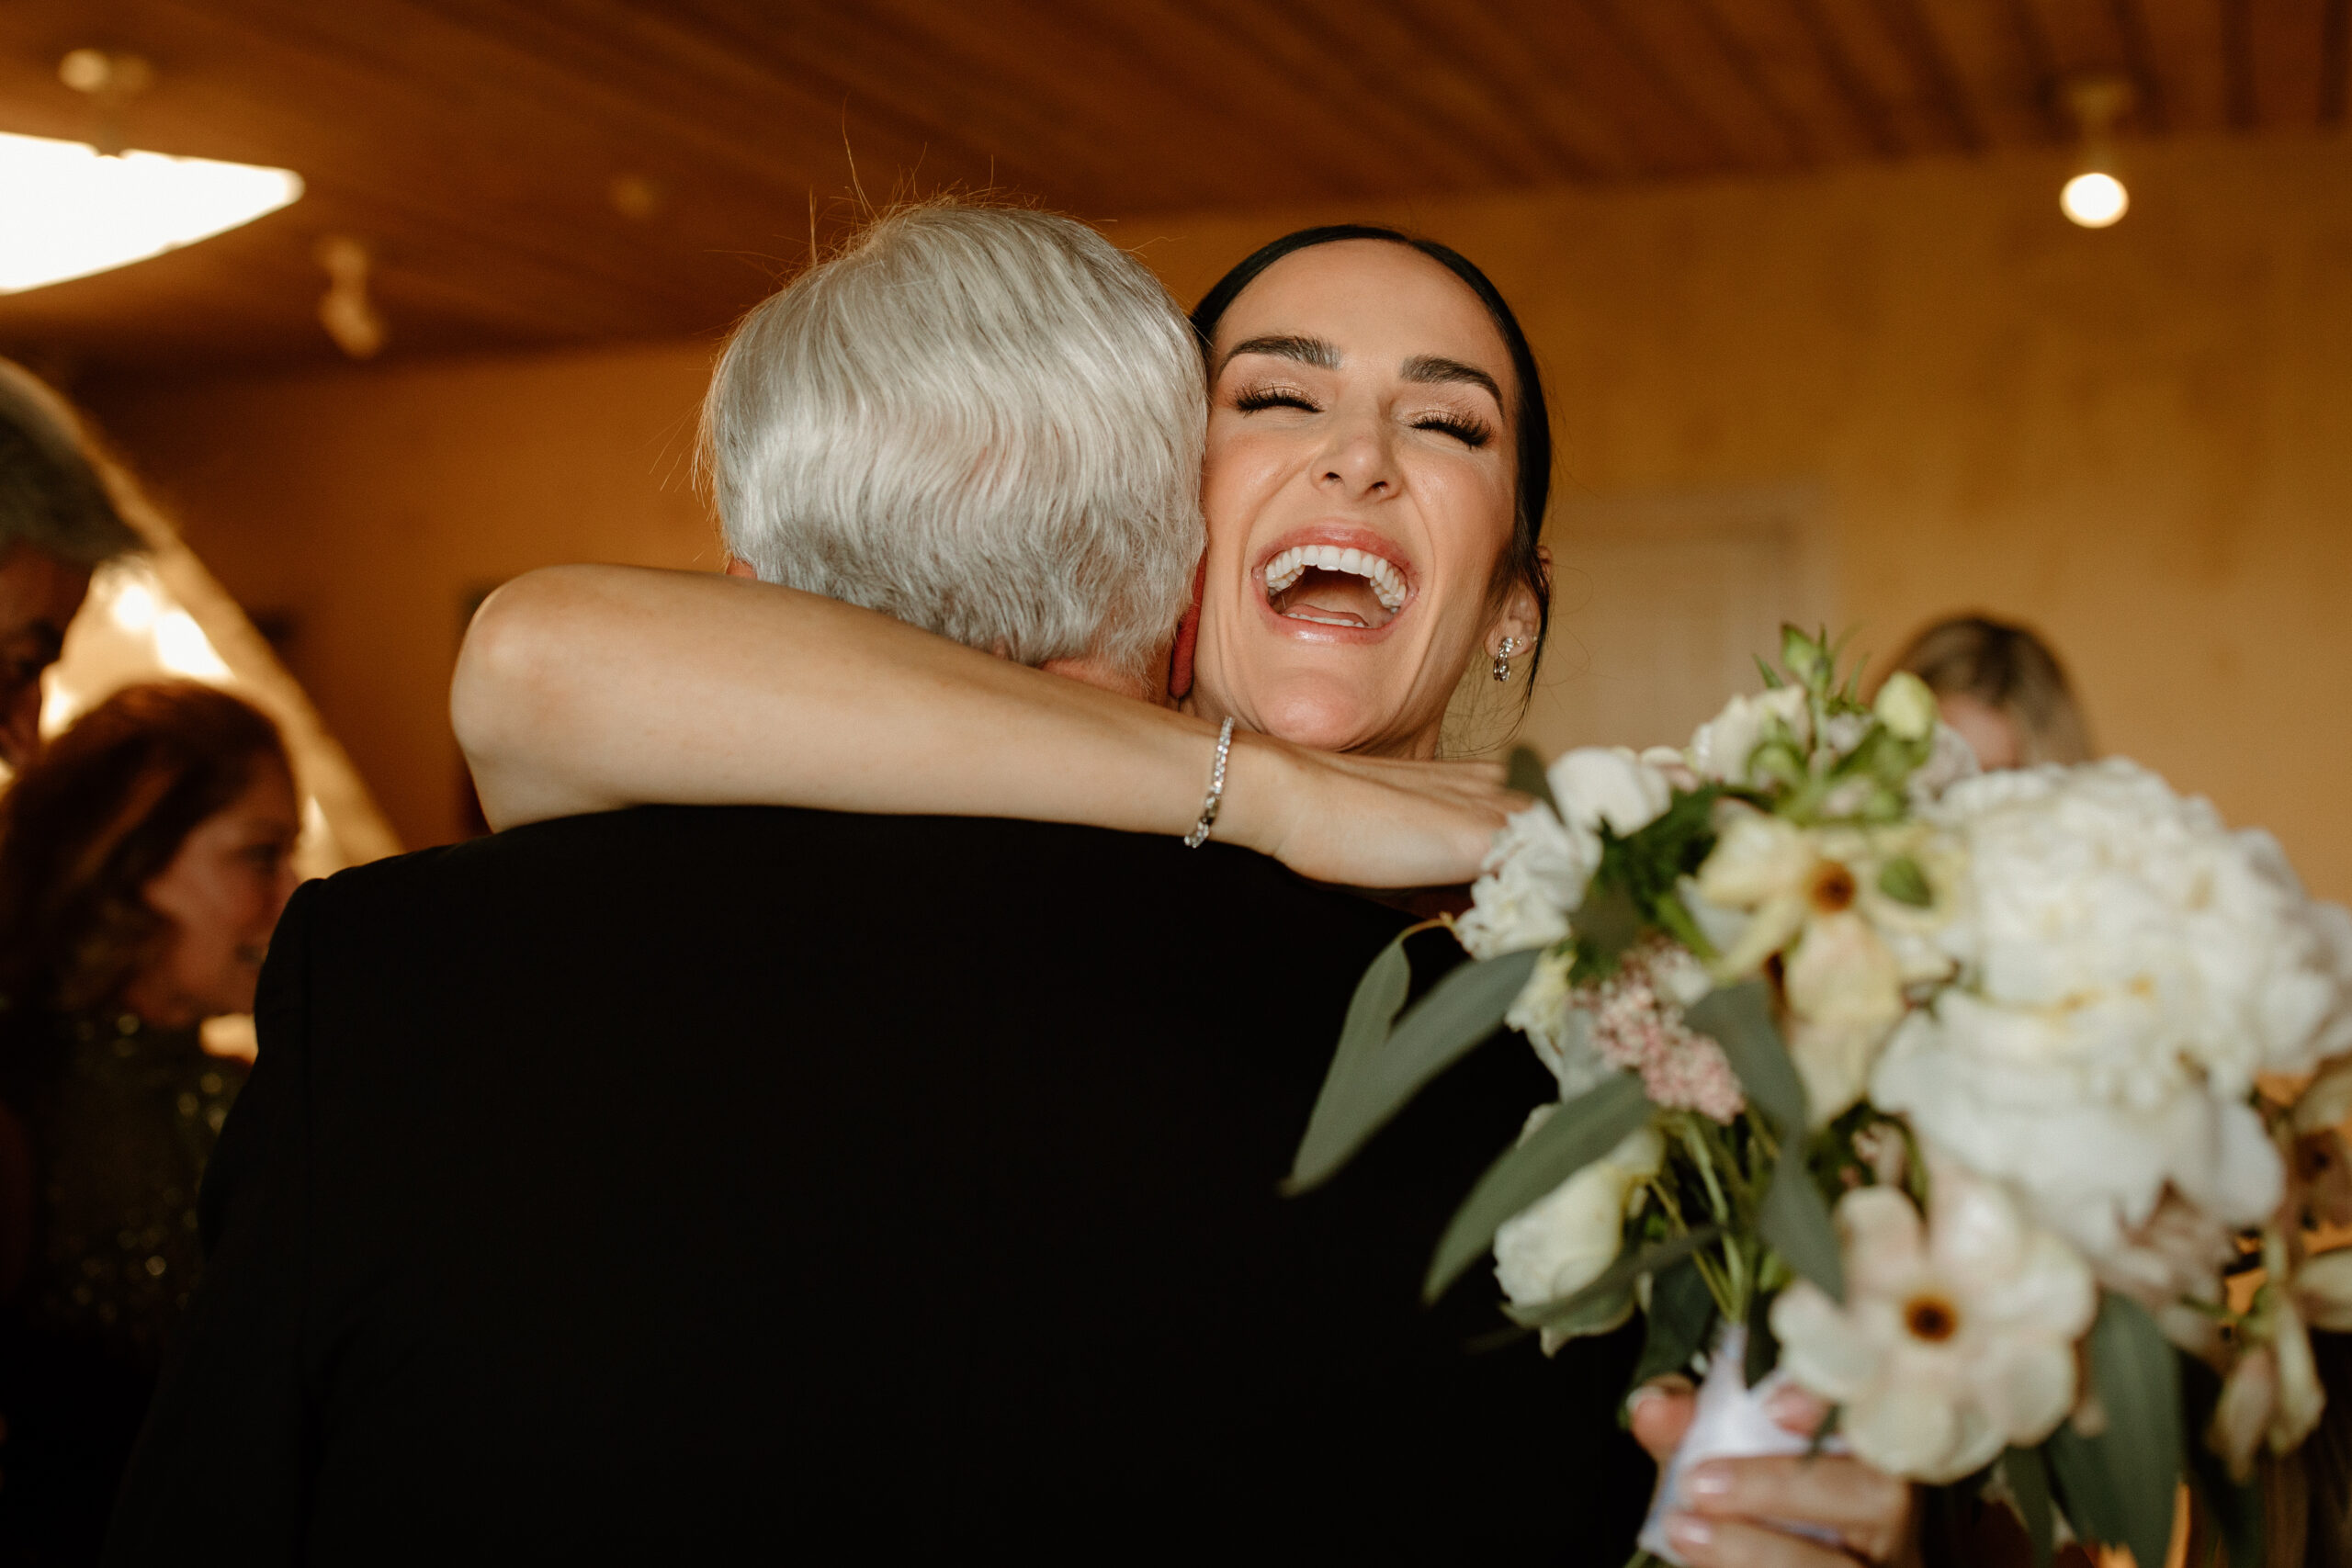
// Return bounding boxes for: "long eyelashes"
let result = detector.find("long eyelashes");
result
[1413,412,1492,448]
[1229,385,1494,448]
[1232,385,1317,414]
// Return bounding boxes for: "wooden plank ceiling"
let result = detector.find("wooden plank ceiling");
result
[0,0,2343,378]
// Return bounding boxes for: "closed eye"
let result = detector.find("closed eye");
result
[1232,385,1319,415]
[1413,412,1491,447]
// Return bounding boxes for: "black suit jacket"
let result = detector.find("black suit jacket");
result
[107,808,1649,1562]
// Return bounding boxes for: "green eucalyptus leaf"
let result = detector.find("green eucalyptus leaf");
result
[1876,855,1932,908]
[1424,1072,1653,1303]
[1326,931,1411,1092]
[1744,1288,1781,1387]
[1629,1258,1718,1392]
[1684,982,1809,1138]
[1570,884,1643,982]
[1505,746,1560,816]
[2046,1293,2183,1568]
[1758,1152,1845,1303]
[1286,947,1541,1195]
[2000,1445,2057,1568]
[1502,1224,1720,1330]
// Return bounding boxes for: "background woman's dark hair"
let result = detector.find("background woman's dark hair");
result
[1188,226,1555,694]
[0,681,289,1017]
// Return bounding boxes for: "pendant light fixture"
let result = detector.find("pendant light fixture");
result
[0,50,303,295]
[2060,75,2133,230]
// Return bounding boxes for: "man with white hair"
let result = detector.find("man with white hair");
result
[108,204,1647,1559]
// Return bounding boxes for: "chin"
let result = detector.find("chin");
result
[1249,674,1408,754]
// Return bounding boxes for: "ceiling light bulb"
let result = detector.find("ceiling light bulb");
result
[2061,171,2129,229]
[0,130,302,294]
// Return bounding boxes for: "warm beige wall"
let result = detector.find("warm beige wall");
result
[88,343,723,847]
[84,131,2352,897]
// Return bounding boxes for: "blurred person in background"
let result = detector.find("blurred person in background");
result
[1892,614,2093,771]
[0,682,298,1563]
[0,362,143,771]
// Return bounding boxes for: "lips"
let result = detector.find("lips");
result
[1253,526,1415,635]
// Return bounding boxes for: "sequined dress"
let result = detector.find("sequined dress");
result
[0,1007,245,1562]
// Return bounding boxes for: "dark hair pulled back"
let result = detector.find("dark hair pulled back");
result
[1188,226,1554,685]
[0,681,288,1016]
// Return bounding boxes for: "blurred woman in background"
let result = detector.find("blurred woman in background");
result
[0,681,298,1563]
[1893,614,2093,770]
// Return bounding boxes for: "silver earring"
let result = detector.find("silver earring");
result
[1491,636,1520,683]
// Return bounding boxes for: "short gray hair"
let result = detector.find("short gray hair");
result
[704,202,1203,679]
[0,360,141,568]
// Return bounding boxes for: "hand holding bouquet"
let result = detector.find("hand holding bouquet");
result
[1292,628,2352,1568]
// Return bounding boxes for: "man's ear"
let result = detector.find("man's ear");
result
[722,556,757,580]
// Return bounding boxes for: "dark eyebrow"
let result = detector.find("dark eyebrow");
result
[1401,355,1504,408]
[1216,333,1340,378]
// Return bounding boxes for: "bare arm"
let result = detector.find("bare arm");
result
[451,565,1514,888]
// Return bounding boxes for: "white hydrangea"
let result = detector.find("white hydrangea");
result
[1454,805,1591,961]
[1871,760,2352,1291]
[1455,747,1672,962]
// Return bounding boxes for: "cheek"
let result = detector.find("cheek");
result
[1200,429,1295,556]
[1417,462,1517,604]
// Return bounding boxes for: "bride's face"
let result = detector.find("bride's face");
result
[1189,241,1536,759]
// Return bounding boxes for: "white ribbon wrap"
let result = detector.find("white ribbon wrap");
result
[1638,1324,1849,1564]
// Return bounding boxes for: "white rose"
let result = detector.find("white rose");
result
[1687,687,1811,784]
[1454,804,1594,961]
[1493,1122,1663,1323]
[1549,746,1673,842]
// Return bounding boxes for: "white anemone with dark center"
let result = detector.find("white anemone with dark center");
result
[1261,544,1408,630]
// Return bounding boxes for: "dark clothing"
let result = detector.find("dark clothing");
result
[0,1010,244,1563]
[108,808,1650,1562]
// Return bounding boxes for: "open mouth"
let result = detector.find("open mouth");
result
[1261,543,1409,631]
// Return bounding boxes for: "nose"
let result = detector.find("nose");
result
[1314,401,1397,502]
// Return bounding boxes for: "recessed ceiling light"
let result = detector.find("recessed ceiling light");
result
[0,129,303,294]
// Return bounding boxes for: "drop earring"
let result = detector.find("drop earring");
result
[1491,636,1521,683]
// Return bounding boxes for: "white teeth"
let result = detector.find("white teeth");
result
[1260,544,1407,612]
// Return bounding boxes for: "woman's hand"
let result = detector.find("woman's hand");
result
[1219,735,1521,889]
[1630,1377,1922,1568]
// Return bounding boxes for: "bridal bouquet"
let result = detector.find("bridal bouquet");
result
[1291,628,2352,1568]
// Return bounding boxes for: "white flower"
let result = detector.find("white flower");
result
[1874,761,2352,1289]
[1908,723,1983,808]
[1455,804,1593,960]
[1694,807,1957,1122]
[1494,1122,1663,1346]
[1457,748,1675,963]
[1770,1165,2096,1483]
[1687,686,1811,785]
[1872,992,2283,1294]
[1875,671,1939,742]
[1549,746,1674,841]
[1929,761,2352,1093]
[1506,950,1613,1100]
